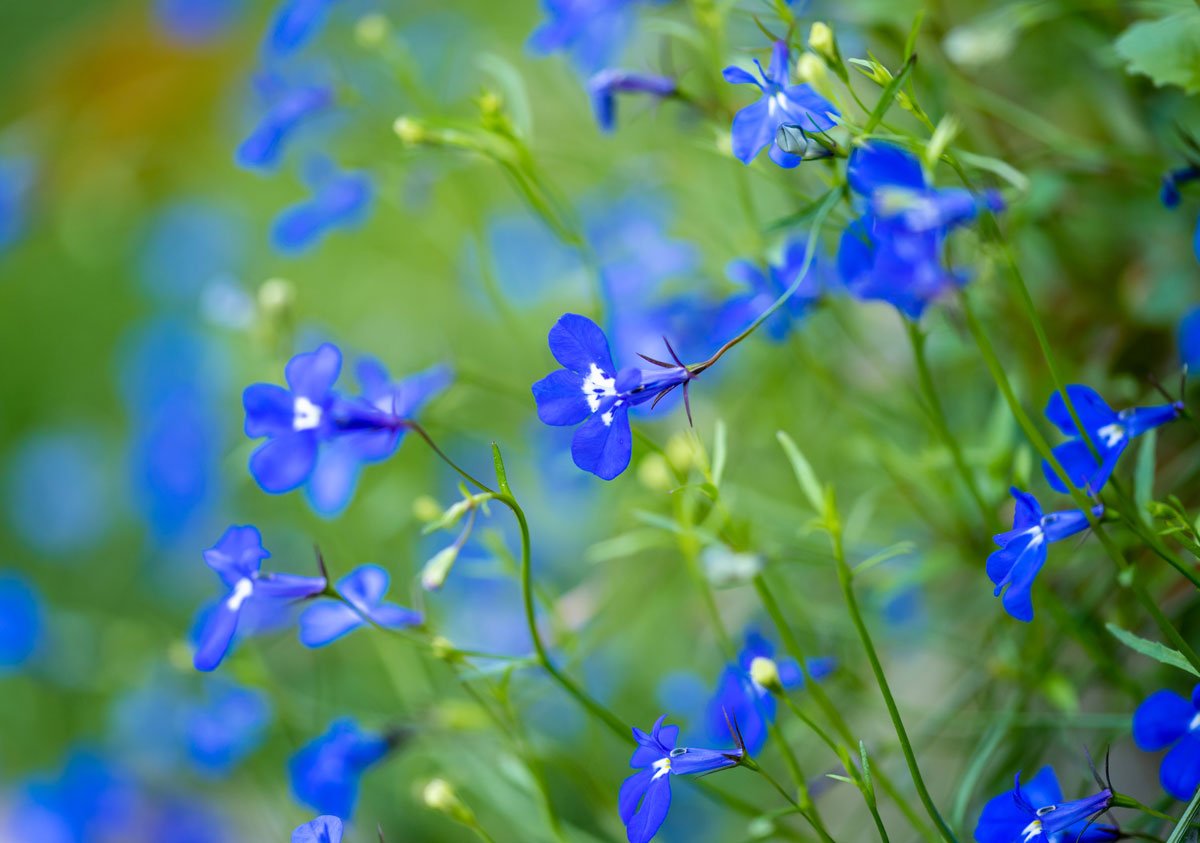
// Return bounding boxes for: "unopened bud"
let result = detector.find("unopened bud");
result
[258,277,295,316]
[421,546,459,591]
[638,454,674,491]
[749,656,782,693]
[795,52,828,87]
[665,434,693,473]
[431,635,458,662]
[413,495,442,523]
[393,116,426,146]
[355,13,390,48]
[808,22,836,62]
[775,124,834,160]
[422,779,474,825]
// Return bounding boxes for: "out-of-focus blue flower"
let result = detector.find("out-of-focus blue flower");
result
[588,69,676,132]
[1134,684,1200,800]
[1180,306,1200,372]
[987,488,1097,623]
[300,564,422,647]
[192,525,326,671]
[119,319,225,543]
[272,165,373,254]
[293,815,343,843]
[723,41,838,168]
[528,0,639,75]
[838,142,1002,319]
[154,0,246,45]
[236,82,333,171]
[7,751,140,843]
[244,343,449,507]
[705,631,834,755]
[267,0,336,56]
[289,719,393,818]
[714,238,826,343]
[619,715,742,843]
[1162,165,1200,262]
[532,313,695,480]
[0,573,41,670]
[0,155,35,253]
[137,201,245,303]
[4,429,113,557]
[148,798,234,843]
[185,681,272,775]
[1041,384,1182,495]
[974,765,1117,843]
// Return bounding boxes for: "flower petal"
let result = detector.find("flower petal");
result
[1134,689,1193,751]
[1044,385,1117,437]
[625,772,671,843]
[193,601,241,672]
[547,313,617,375]
[721,66,761,87]
[286,344,342,400]
[1162,733,1200,800]
[244,383,295,438]
[203,525,270,587]
[533,369,591,426]
[847,142,926,196]
[291,815,343,843]
[339,564,390,609]
[250,432,319,493]
[571,404,632,480]
[298,602,363,648]
[254,573,327,600]
[730,97,774,164]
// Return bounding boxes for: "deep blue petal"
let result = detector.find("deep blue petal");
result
[618,767,654,824]
[548,313,618,375]
[730,97,773,164]
[193,602,241,672]
[1134,689,1193,751]
[1043,385,1117,437]
[571,405,632,480]
[533,369,591,426]
[298,602,363,648]
[243,383,295,438]
[292,815,343,843]
[267,0,335,56]
[625,773,671,843]
[286,344,342,400]
[847,142,926,196]
[203,525,269,587]
[249,432,319,493]
[1162,734,1200,801]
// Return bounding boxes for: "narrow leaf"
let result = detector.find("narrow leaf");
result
[1107,623,1200,677]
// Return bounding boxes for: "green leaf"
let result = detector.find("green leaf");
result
[777,431,826,513]
[1115,11,1200,94]
[1165,775,1200,842]
[864,54,916,133]
[1107,622,1200,677]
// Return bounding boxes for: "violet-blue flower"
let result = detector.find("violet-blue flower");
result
[154,0,245,45]
[714,238,826,343]
[723,41,838,168]
[267,0,336,56]
[705,631,834,755]
[184,681,272,775]
[236,82,333,171]
[1134,684,1200,800]
[619,715,742,843]
[1181,305,1200,372]
[0,573,41,671]
[289,719,394,818]
[528,0,638,75]
[1042,384,1182,495]
[272,166,373,254]
[192,525,326,672]
[300,564,422,647]
[293,815,343,843]
[588,69,676,132]
[974,765,1117,843]
[7,750,141,843]
[987,488,1097,623]
[532,313,697,480]
[838,142,1002,319]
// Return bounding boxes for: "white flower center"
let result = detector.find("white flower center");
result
[1189,712,1200,732]
[651,757,671,781]
[1021,819,1044,842]
[581,363,617,414]
[293,396,323,431]
[226,577,255,611]
[1097,422,1125,449]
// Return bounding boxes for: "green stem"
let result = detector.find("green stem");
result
[829,526,958,843]
[754,575,935,840]
[904,318,995,530]
[1166,784,1200,843]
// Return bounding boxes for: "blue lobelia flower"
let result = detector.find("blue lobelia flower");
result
[528,0,639,75]
[266,0,336,57]
[0,573,41,671]
[289,719,394,818]
[293,815,343,843]
[272,165,373,254]
[723,41,838,168]
[7,750,141,843]
[236,81,333,171]
[192,525,326,671]
[714,238,826,344]
[184,681,272,775]
[1181,306,1200,372]
[974,765,1117,843]
[154,0,246,45]
[1134,684,1200,800]
[300,564,422,647]
[838,141,1003,320]
[987,488,1098,623]
[1041,384,1182,495]
[532,314,698,480]
[705,631,834,756]
[620,715,742,843]
[1162,165,1200,262]
[588,69,676,132]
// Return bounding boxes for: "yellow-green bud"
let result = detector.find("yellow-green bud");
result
[795,52,828,87]
[422,779,475,825]
[258,277,295,316]
[354,13,389,48]
[808,22,836,62]
[413,495,442,523]
[638,453,673,492]
[421,546,459,591]
[430,635,457,662]
[665,434,693,473]
[749,656,783,693]
[393,116,426,146]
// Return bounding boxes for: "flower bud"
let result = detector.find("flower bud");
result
[665,434,694,473]
[422,779,475,826]
[749,656,783,694]
[258,277,295,316]
[795,52,828,87]
[638,454,674,491]
[421,546,459,591]
[354,13,390,48]
[413,495,442,523]
[775,124,834,160]
[393,116,427,146]
[430,635,458,663]
[808,22,837,63]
